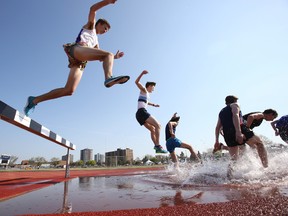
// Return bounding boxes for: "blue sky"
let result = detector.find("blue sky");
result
[1,0,288,163]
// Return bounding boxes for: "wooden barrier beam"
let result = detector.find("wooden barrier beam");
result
[0,100,76,150]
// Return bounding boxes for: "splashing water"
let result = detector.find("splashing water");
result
[164,147,288,187]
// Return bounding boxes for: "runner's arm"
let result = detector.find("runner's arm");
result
[135,70,148,93]
[148,102,159,107]
[84,0,117,29]
[271,120,279,136]
[246,113,261,128]
[215,117,222,143]
[168,122,176,137]
[231,103,244,144]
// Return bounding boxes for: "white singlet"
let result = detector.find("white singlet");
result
[137,92,150,109]
[76,28,98,48]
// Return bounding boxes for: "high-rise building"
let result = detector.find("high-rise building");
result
[94,153,105,164]
[80,148,93,164]
[62,154,74,163]
[105,148,133,166]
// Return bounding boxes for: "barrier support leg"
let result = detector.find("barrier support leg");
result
[65,148,70,178]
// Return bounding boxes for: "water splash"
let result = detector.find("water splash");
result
[164,147,288,187]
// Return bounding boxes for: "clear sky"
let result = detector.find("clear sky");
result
[1,0,288,163]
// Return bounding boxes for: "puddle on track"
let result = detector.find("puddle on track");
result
[1,169,288,215]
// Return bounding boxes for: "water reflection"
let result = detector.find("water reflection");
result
[160,190,204,207]
[79,177,93,190]
[60,180,72,213]
[0,173,288,215]
[78,176,135,191]
[225,186,281,201]
[117,182,134,189]
[103,176,134,190]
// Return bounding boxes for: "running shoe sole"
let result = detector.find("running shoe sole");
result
[105,76,130,88]
[155,149,168,154]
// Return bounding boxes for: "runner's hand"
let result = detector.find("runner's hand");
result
[236,133,245,144]
[114,50,124,59]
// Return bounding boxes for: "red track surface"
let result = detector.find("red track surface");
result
[1,167,288,216]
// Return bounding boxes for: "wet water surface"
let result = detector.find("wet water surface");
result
[1,149,288,215]
[1,170,288,215]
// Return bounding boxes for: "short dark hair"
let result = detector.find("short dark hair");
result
[225,95,238,105]
[263,109,278,118]
[145,82,156,88]
[96,18,111,29]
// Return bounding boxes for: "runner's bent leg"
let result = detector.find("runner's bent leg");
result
[170,152,178,163]
[180,143,200,161]
[246,135,268,168]
[170,152,179,169]
[33,67,83,104]
[73,46,113,79]
[144,122,157,145]
[227,146,239,178]
[144,116,161,145]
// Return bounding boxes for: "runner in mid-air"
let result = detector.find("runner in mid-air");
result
[135,70,167,154]
[24,0,129,116]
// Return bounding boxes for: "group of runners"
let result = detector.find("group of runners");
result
[23,0,200,169]
[23,0,287,174]
[214,95,288,178]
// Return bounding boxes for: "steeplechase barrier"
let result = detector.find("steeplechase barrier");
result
[0,100,76,177]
